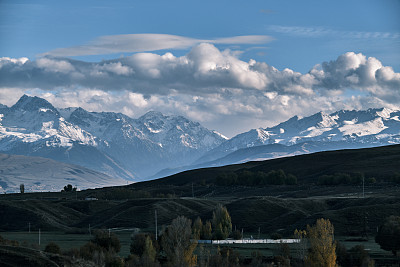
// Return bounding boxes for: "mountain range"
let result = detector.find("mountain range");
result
[0,95,226,183]
[195,107,400,164]
[1,95,399,191]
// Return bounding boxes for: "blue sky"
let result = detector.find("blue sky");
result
[0,0,399,136]
[2,0,399,71]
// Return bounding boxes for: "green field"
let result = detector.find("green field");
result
[0,231,395,261]
[0,230,134,257]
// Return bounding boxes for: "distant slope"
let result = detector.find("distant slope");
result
[138,144,400,187]
[0,153,127,193]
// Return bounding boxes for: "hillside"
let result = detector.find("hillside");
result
[137,144,400,187]
[0,145,398,237]
[0,153,127,193]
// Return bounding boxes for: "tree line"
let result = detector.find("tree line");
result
[215,169,297,186]
[317,173,373,186]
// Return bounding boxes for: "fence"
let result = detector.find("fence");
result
[198,238,300,244]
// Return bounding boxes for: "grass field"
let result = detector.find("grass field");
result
[0,231,395,262]
[0,230,134,257]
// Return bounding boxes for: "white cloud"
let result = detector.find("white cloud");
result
[269,25,400,39]
[36,57,75,73]
[311,52,400,102]
[41,33,273,57]
[1,46,399,137]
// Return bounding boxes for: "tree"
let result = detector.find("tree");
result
[305,218,337,267]
[375,215,400,255]
[161,216,197,267]
[141,236,157,267]
[130,233,159,266]
[44,242,61,254]
[192,217,203,239]
[62,184,76,192]
[19,184,24,194]
[202,220,212,240]
[294,228,307,261]
[130,233,147,256]
[336,242,375,267]
[92,229,121,253]
[212,204,232,240]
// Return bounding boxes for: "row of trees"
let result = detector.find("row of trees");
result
[215,169,297,186]
[317,172,375,186]
[192,204,233,240]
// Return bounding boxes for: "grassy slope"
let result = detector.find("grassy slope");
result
[0,145,399,236]
[131,144,400,188]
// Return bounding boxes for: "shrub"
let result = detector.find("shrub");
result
[270,232,282,240]
[93,230,121,253]
[44,242,61,254]
[375,215,400,255]
[232,229,242,240]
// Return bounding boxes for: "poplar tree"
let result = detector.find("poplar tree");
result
[305,218,337,267]
[212,204,232,240]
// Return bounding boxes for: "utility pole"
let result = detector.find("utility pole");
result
[258,227,260,239]
[362,176,365,198]
[108,228,111,237]
[155,210,158,240]
[38,229,41,246]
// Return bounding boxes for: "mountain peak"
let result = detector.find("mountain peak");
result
[139,111,165,120]
[11,95,56,112]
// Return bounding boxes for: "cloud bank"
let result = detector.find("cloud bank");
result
[1,44,399,136]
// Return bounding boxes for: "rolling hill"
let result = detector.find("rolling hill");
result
[0,153,127,193]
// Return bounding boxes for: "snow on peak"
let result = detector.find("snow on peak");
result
[11,94,57,113]
[339,117,387,137]
[256,128,270,142]
[376,107,396,119]
[209,108,400,158]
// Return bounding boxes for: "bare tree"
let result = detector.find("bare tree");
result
[294,228,307,261]
[161,216,197,267]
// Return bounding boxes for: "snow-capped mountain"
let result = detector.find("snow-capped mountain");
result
[0,95,227,180]
[196,108,400,164]
[2,95,400,185]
